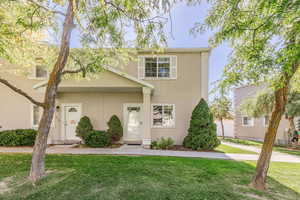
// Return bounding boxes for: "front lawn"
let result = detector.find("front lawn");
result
[215,144,257,154]
[223,138,300,157]
[0,154,299,200]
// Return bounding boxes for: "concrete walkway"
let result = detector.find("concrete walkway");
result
[221,141,300,163]
[0,144,300,163]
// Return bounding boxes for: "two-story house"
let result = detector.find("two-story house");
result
[0,48,210,147]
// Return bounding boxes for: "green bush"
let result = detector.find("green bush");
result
[76,116,93,141]
[183,98,220,150]
[107,115,123,142]
[0,129,37,146]
[85,130,111,147]
[151,137,174,150]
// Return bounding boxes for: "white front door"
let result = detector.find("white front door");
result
[63,104,81,140]
[123,104,143,142]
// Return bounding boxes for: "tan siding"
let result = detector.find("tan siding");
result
[234,85,290,144]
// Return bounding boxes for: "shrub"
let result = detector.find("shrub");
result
[85,130,111,147]
[107,115,123,142]
[0,129,37,146]
[151,137,174,150]
[15,129,37,146]
[76,116,93,141]
[183,98,220,150]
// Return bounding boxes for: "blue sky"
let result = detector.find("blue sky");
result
[165,2,231,94]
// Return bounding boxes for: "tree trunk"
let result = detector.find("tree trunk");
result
[250,86,289,190]
[29,0,75,182]
[220,118,225,139]
[287,116,295,146]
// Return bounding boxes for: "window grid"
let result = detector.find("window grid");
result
[152,104,175,128]
[242,116,253,127]
[145,57,171,78]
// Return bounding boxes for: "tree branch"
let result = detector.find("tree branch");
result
[62,55,87,77]
[27,0,66,16]
[0,78,45,107]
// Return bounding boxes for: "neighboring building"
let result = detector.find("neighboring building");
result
[234,85,300,145]
[216,119,234,138]
[0,48,210,147]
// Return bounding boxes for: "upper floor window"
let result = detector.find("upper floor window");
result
[242,116,254,127]
[138,56,177,79]
[35,65,48,78]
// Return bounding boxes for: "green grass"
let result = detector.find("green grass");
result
[222,138,300,157]
[215,144,257,154]
[0,154,299,200]
[222,138,263,147]
[273,146,300,157]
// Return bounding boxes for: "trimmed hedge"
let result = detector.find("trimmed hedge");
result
[76,116,93,141]
[107,115,123,143]
[85,130,111,147]
[0,129,37,146]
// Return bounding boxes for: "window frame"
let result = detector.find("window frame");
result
[241,116,254,127]
[28,66,48,80]
[151,104,176,128]
[263,115,269,127]
[31,104,55,128]
[140,55,176,80]
[31,104,42,128]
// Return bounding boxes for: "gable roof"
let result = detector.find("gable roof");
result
[33,65,154,90]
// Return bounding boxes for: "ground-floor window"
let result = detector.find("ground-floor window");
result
[263,115,269,127]
[152,104,175,128]
[31,105,42,128]
[242,116,254,127]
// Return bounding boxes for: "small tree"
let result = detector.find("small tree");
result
[183,98,220,150]
[210,96,233,139]
[76,116,93,141]
[107,115,123,143]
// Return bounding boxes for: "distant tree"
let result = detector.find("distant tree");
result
[240,90,300,145]
[183,98,220,150]
[210,96,233,139]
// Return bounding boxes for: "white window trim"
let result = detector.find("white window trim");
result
[30,104,42,129]
[151,104,176,128]
[241,116,254,127]
[139,55,177,80]
[30,104,55,129]
[28,66,49,80]
[263,116,269,127]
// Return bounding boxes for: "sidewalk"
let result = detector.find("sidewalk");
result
[221,141,300,162]
[1,144,300,163]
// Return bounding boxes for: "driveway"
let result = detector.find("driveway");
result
[1,144,300,163]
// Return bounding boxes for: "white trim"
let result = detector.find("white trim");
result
[33,65,154,90]
[263,116,269,127]
[241,116,254,127]
[151,104,176,128]
[61,103,82,141]
[123,103,143,142]
[30,104,41,129]
[140,55,177,80]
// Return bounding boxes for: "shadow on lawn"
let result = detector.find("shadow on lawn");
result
[0,154,299,200]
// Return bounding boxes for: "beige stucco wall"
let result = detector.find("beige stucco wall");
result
[0,49,210,145]
[0,72,44,131]
[234,85,290,145]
